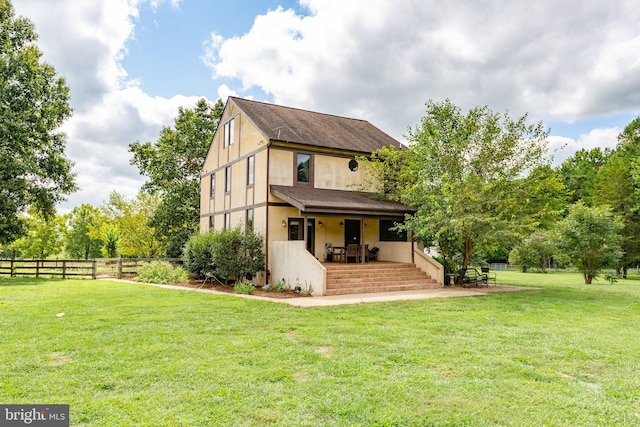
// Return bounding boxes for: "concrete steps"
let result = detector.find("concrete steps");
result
[324,262,440,296]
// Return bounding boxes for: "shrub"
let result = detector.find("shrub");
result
[183,227,266,281]
[210,227,265,281]
[273,279,290,292]
[234,281,255,295]
[183,232,220,278]
[134,261,188,284]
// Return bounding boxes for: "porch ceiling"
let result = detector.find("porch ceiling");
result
[270,185,415,216]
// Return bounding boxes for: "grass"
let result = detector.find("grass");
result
[1,274,639,426]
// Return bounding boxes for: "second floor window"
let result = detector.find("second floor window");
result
[223,118,235,148]
[247,155,255,186]
[296,153,311,184]
[225,166,231,193]
[210,174,215,197]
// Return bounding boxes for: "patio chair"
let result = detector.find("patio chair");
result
[333,245,345,263]
[481,267,496,285]
[345,244,358,263]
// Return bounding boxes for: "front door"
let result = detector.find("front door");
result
[306,219,315,255]
[344,219,361,245]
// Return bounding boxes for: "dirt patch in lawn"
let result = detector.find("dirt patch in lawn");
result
[172,280,312,299]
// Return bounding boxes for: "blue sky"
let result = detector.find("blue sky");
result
[12,0,640,212]
[122,0,303,100]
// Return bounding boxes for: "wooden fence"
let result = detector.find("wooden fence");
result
[0,258,183,280]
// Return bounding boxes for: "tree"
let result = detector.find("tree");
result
[616,117,640,159]
[0,1,76,244]
[558,148,610,205]
[508,230,557,273]
[101,192,162,258]
[129,98,224,256]
[592,151,640,276]
[371,100,550,283]
[65,204,103,259]
[8,210,65,259]
[556,202,623,284]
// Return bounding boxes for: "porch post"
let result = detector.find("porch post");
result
[361,217,365,264]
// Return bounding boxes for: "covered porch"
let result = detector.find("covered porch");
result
[268,186,444,295]
[270,185,415,264]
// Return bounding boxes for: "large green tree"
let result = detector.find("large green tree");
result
[558,148,610,205]
[371,100,552,282]
[590,117,640,276]
[592,151,640,276]
[8,210,65,259]
[556,202,623,284]
[0,1,76,244]
[129,98,224,256]
[101,191,162,258]
[65,204,103,260]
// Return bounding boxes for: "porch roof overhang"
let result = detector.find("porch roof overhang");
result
[270,185,415,217]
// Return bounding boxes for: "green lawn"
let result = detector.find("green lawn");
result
[1,274,639,426]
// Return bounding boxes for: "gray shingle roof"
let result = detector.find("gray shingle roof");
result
[230,97,402,154]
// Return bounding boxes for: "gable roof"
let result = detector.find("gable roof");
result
[230,97,402,154]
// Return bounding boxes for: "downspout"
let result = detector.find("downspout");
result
[265,142,271,283]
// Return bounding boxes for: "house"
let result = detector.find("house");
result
[200,97,443,295]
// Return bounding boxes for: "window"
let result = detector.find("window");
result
[246,209,254,230]
[224,213,230,230]
[288,218,304,241]
[379,219,408,241]
[223,118,234,147]
[247,155,255,186]
[225,166,231,193]
[210,174,215,197]
[348,159,359,171]
[223,119,235,148]
[296,153,312,184]
[209,216,214,230]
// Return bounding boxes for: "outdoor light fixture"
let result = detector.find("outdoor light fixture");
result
[282,220,287,227]
[318,221,323,227]
[340,221,344,228]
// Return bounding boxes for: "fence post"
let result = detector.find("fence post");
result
[10,259,14,277]
[117,258,123,279]
[62,261,67,279]
[35,259,40,278]
[92,260,97,280]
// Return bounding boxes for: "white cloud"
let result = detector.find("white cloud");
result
[203,0,640,145]
[13,0,207,211]
[549,128,620,166]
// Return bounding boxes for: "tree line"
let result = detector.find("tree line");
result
[365,100,639,284]
[0,1,224,260]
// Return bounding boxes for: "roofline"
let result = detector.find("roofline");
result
[269,140,376,156]
[228,96,372,125]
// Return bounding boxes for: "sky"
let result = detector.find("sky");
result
[12,0,640,213]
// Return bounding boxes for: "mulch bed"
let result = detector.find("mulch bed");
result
[172,280,312,299]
